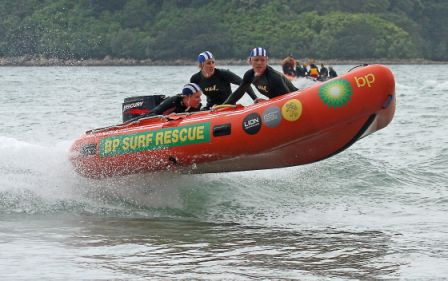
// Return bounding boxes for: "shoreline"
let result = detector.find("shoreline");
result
[1,56,447,66]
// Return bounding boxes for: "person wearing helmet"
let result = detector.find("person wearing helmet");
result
[150,83,203,116]
[190,51,257,109]
[295,62,307,77]
[223,47,298,105]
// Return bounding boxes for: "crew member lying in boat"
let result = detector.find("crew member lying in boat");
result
[223,47,298,105]
[149,83,203,116]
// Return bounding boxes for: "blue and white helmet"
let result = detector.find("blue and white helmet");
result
[249,47,268,58]
[182,83,202,96]
[197,51,214,63]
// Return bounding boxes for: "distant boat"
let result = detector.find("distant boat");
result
[70,64,396,179]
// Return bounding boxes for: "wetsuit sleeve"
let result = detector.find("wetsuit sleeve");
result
[222,69,257,100]
[221,69,242,85]
[223,70,255,104]
[190,72,201,84]
[151,96,177,115]
[285,77,299,92]
[245,85,257,100]
[271,72,299,95]
[204,99,213,110]
[190,72,200,83]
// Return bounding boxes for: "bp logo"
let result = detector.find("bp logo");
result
[318,79,353,108]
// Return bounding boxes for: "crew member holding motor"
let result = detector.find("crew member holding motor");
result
[150,83,203,116]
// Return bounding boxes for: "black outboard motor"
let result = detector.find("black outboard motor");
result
[122,95,166,122]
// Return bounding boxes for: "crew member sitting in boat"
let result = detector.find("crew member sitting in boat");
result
[329,66,338,78]
[295,62,307,77]
[319,63,328,80]
[223,47,298,105]
[281,54,297,77]
[190,51,257,110]
[150,83,202,116]
[308,61,320,78]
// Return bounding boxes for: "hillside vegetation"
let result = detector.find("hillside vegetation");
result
[0,0,446,61]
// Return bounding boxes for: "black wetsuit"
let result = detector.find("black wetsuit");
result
[329,68,338,78]
[320,66,328,78]
[224,66,298,104]
[295,65,306,77]
[150,95,200,116]
[190,68,257,109]
[282,63,296,76]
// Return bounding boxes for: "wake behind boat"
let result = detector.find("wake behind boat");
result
[69,64,395,179]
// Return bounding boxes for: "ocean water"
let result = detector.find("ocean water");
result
[0,65,447,280]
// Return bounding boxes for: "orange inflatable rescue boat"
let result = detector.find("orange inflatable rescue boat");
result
[70,64,395,179]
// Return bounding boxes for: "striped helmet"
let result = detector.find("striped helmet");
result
[197,51,214,63]
[182,83,202,96]
[249,47,268,58]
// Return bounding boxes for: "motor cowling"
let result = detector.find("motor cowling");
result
[122,95,166,122]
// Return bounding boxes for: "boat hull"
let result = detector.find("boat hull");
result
[70,64,396,178]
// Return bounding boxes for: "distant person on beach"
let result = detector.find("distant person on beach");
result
[329,66,338,78]
[281,55,296,77]
[223,47,298,105]
[190,51,257,110]
[319,63,328,79]
[150,83,202,116]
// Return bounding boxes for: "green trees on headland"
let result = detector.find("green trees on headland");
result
[0,0,446,61]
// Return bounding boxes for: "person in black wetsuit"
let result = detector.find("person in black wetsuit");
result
[295,61,306,77]
[223,47,298,105]
[329,66,338,78]
[319,63,328,80]
[190,51,257,109]
[281,55,296,77]
[150,83,202,116]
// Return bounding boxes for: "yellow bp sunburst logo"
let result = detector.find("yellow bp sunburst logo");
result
[318,79,353,108]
